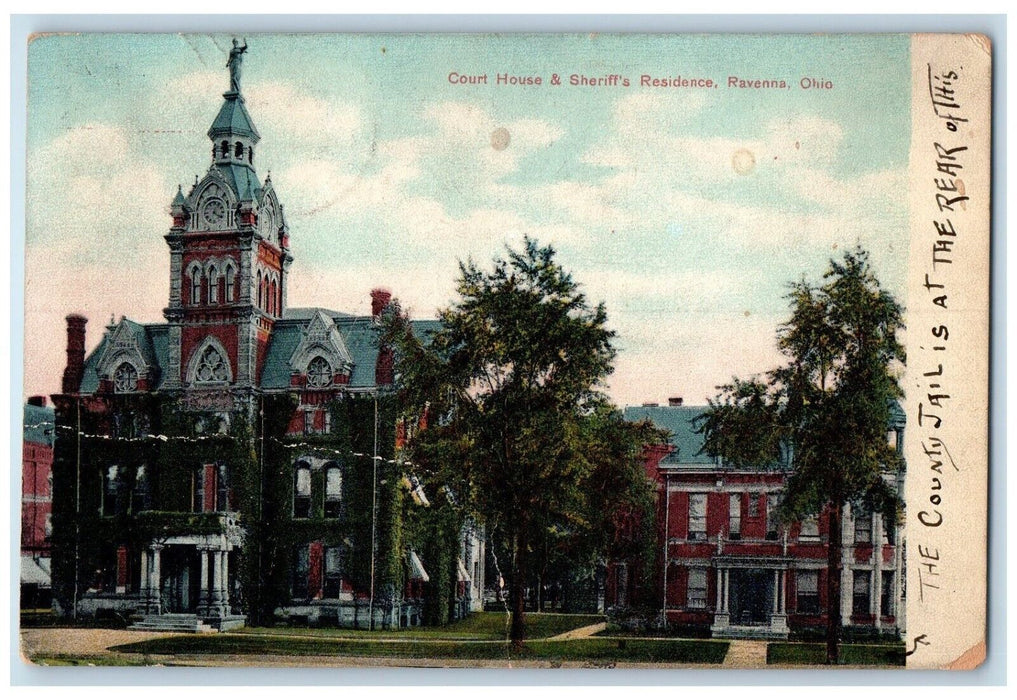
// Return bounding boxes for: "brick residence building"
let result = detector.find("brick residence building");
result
[49,47,482,631]
[608,399,905,639]
[22,397,56,608]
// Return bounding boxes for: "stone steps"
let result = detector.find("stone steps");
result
[128,614,217,633]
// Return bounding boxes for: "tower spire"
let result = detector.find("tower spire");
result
[208,40,259,169]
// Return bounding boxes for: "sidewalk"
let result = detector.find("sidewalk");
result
[721,639,769,668]
[546,622,607,641]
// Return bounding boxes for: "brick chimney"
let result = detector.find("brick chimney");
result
[27,395,47,407]
[668,396,684,407]
[61,314,87,394]
[370,288,392,319]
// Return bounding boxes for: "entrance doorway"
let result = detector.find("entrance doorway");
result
[729,568,772,626]
[160,546,201,613]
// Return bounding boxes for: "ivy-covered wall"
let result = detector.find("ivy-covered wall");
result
[49,389,451,626]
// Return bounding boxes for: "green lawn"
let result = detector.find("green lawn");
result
[110,634,729,664]
[239,612,604,641]
[767,642,905,667]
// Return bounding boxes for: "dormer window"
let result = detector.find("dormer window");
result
[113,362,139,393]
[307,356,332,388]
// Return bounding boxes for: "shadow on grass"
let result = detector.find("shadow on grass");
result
[110,635,729,664]
[767,642,906,666]
[238,612,604,642]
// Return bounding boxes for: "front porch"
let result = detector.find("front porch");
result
[127,527,245,632]
[710,559,789,640]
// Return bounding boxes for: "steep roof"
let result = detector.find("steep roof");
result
[79,321,169,393]
[78,311,439,393]
[24,403,55,447]
[623,405,715,467]
[212,163,262,202]
[207,93,260,141]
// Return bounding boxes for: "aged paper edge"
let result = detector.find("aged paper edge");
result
[904,33,991,670]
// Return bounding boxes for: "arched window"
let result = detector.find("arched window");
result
[113,362,138,393]
[270,279,278,316]
[235,142,244,158]
[257,271,263,308]
[248,146,254,164]
[294,463,312,518]
[102,465,123,516]
[133,464,150,513]
[325,464,342,518]
[191,269,202,305]
[216,463,230,512]
[307,356,332,388]
[194,345,229,383]
[225,266,236,301]
[208,265,219,304]
[220,140,229,158]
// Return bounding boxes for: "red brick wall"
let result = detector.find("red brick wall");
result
[22,441,53,554]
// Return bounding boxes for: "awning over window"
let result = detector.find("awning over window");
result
[21,556,51,586]
[408,550,429,582]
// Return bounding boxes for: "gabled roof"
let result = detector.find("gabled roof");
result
[79,320,169,393]
[207,93,260,141]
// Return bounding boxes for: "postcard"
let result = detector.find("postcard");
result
[18,31,991,672]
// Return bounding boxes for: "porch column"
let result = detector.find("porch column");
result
[220,549,231,612]
[722,569,730,613]
[197,547,210,615]
[873,567,883,630]
[149,544,163,614]
[711,566,730,633]
[139,549,150,612]
[770,568,789,634]
[210,549,223,613]
[780,570,787,614]
[715,567,723,610]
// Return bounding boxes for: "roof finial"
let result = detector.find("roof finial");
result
[227,38,248,94]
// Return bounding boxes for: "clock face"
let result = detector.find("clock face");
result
[201,198,226,227]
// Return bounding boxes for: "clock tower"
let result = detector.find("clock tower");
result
[162,46,292,397]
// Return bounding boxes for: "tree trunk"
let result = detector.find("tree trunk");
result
[509,525,529,650]
[826,501,843,664]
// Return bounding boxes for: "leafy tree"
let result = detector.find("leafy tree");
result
[698,247,905,664]
[381,237,655,647]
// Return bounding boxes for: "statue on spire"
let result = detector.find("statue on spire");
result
[227,38,248,93]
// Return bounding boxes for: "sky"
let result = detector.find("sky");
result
[24,33,911,407]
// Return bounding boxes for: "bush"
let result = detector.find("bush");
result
[788,625,901,644]
[605,605,650,634]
